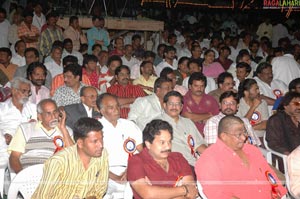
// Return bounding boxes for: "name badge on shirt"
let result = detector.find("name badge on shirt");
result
[187,135,195,157]
[250,111,261,125]
[53,136,64,154]
[273,89,282,99]
[265,171,282,198]
[123,137,137,159]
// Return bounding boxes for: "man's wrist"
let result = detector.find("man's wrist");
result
[182,185,188,197]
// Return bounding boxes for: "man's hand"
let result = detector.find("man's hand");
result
[57,106,67,130]
[185,184,198,199]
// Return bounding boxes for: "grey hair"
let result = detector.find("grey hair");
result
[37,98,57,114]
[11,77,31,89]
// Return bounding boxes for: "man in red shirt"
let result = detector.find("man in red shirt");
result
[107,65,145,118]
[195,115,287,199]
[127,119,199,199]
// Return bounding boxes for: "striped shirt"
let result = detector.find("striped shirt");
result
[107,83,146,119]
[17,22,40,48]
[32,145,109,199]
[38,27,64,57]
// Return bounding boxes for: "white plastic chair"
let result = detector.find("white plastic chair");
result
[7,164,44,199]
[197,181,208,199]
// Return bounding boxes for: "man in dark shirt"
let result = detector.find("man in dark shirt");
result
[266,92,300,154]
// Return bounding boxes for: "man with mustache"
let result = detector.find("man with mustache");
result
[27,62,50,104]
[127,119,199,199]
[107,65,146,119]
[158,91,207,170]
[8,98,73,173]
[196,115,287,198]
[182,72,219,137]
[204,91,261,146]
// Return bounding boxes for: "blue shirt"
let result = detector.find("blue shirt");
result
[87,26,109,54]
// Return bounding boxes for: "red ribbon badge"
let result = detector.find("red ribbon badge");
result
[273,89,282,99]
[174,175,183,187]
[123,137,136,160]
[265,171,281,198]
[53,136,64,154]
[250,111,261,126]
[187,135,195,157]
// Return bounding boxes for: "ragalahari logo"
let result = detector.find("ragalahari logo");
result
[263,0,300,17]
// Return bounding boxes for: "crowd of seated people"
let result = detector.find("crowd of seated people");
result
[1,3,300,198]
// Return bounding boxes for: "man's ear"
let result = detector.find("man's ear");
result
[77,138,84,149]
[145,141,151,149]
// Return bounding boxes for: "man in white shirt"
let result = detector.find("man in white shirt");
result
[32,3,46,32]
[97,93,142,198]
[11,40,26,67]
[45,46,63,78]
[0,8,11,48]
[156,45,178,76]
[121,44,139,69]
[62,38,83,65]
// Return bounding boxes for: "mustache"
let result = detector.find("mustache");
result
[161,149,171,153]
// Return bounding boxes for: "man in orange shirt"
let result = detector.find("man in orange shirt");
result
[0,47,17,81]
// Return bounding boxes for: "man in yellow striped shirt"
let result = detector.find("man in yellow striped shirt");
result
[32,117,109,199]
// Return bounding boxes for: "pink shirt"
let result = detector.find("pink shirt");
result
[29,84,50,104]
[182,91,219,136]
[202,62,225,79]
[195,139,287,199]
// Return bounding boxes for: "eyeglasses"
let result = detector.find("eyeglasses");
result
[84,95,97,99]
[222,101,237,106]
[17,88,32,96]
[225,131,248,139]
[167,102,182,107]
[291,101,300,106]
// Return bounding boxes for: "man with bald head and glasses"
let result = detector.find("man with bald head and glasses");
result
[196,115,287,199]
[266,92,300,155]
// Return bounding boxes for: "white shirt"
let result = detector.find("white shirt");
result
[182,76,217,94]
[272,23,289,47]
[121,55,139,69]
[128,94,163,130]
[0,19,11,48]
[45,60,63,78]
[0,98,37,137]
[32,12,46,32]
[130,61,142,80]
[62,49,83,65]
[271,54,300,86]
[0,134,8,167]
[229,46,241,62]
[11,54,26,67]
[83,103,93,118]
[177,47,192,60]
[99,117,142,174]
[155,59,178,76]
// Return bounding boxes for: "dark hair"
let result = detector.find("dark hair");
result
[217,72,233,87]
[236,50,250,63]
[96,93,117,110]
[249,40,260,48]
[163,45,176,56]
[188,72,207,87]
[278,92,300,110]
[191,45,201,53]
[236,62,251,74]
[238,78,257,98]
[273,47,283,54]
[154,77,172,93]
[115,65,130,76]
[14,40,25,51]
[69,16,78,24]
[107,55,122,67]
[63,63,82,81]
[92,16,104,22]
[25,47,39,58]
[26,62,47,79]
[0,8,7,16]
[219,91,239,104]
[220,46,231,54]
[160,67,174,79]
[132,34,141,41]
[46,12,57,21]
[23,9,33,17]
[178,57,190,65]
[0,47,12,57]
[143,119,173,147]
[73,117,103,142]
[218,115,244,135]
[255,62,272,75]
[289,78,300,92]
[140,60,152,74]
[143,51,155,59]
[163,91,183,104]
[92,44,102,51]
[63,55,78,66]
[83,54,98,67]
[204,49,215,57]
[187,59,201,70]
[157,44,167,52]
[80,86,97,97]
[63,38,73,46]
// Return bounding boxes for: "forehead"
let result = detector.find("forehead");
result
[19,82,30,89]
[192,80,205,86]
[222,96,237,103]
[32,66,45,73]
[83,87,97,95]
[153,129,171,141]
[42,101,57,111]
[167,96,181,102]
[102,96,117,106]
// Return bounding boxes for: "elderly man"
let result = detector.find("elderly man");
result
[204,91,261,146]
[8,99,73,173]
[196,115,287,198]
[266,92,300,154]
[64,86,100,130]
[128,77,173,130]
[158,91,207,168]
[32,117,109,199]
[127,119,199,199]
[0,77,37,145]
[97,93,142,198]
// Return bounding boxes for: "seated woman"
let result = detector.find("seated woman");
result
[201,49,225,79]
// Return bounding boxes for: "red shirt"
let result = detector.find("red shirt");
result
[109,49,123,57]
[107,84,146,118]
[215,57,233,71]
[82,68,100,89]
[195,139,287,199]
[127,148,193,199]
[182,91,219,136]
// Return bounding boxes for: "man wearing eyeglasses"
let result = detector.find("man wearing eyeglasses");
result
[266,92,300,155]
[196,115,287,198]
[0,77,37,145]
[8,98,73,173]
[157,90,207,170]
[204,91,261,146]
